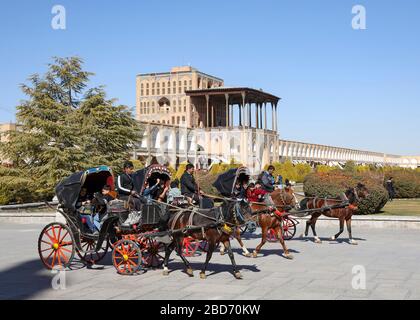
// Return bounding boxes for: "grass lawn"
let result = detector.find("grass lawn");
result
[380,199,420,216]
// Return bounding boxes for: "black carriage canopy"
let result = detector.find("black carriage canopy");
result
[132,164,172,194]
[55,166,114,212]
[212,166,251,197]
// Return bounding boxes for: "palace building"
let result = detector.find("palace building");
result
[134,66,419,172]
[136,66,224,128]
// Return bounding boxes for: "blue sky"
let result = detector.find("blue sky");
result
[0,0,419,155]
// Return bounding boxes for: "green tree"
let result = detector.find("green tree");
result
[1,57,139,202]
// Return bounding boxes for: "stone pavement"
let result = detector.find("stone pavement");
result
[0,222,419,300]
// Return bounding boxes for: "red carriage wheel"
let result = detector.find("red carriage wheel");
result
[139,237,165,268]
[182,237,201,257]
[38,222,75,270]
[266,228,279,242]
[282,217,297,240]
[112,239,141,275]
[76,236,109,264]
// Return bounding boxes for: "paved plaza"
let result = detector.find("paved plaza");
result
[0,222,419,300]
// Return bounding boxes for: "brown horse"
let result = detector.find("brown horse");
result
[300,183,369,245]
[220,188,297,259]
[162,199,252,279]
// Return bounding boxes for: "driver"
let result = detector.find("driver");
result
[180,163,203,204]
[117,160,143,226]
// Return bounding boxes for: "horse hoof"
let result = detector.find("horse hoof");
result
[162,270,169,276]
[314,238,322,244]
[200,272,206,279]
[330,236,336,241]
[220,251,225,256]
[299,233,305,238]
[186,268,194,277]
[284,253,294,260]
[350,240,358,245]
[234,272,243,279]
[243,252,252,258]
[252,251,258,258]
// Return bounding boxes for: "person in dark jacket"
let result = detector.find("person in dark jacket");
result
[259,165,276,192]
[386,177,396,201]
[180,163,202,203]
[117,161,143,226]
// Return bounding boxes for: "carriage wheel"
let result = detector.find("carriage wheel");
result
[38,222,75,270]
[266,228,278,243]
[282,217,297,240]
[76,236,109,264]
[112,239,141,275]
[139,237,164,268]
[182,237,201,257]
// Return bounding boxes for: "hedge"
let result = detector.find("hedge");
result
[303,171,388,215]
[383,169,420,198]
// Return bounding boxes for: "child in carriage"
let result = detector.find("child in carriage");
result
[246,182,266,203]
[79,185,114,235]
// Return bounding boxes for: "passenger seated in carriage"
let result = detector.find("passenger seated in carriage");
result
[142,178,161,202]
[232,181,247,199]
[246,182,266,203]
[166,179,189,206]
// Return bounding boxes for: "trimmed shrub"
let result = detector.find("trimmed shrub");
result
[384,169,420,198]
[303,171,388,215]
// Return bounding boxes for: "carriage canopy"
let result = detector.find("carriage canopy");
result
[132,164,172,194]
[212,166,251,197]
[55,165,114,212]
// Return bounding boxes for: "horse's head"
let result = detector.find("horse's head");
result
[346,183,369,203]
[272,188,297,210]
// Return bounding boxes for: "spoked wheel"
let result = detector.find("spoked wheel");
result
[38,222,75,270]
[139,237,165,268]
[76,236,109,264]
[112,239,142,275]
[182,237,201,257]
[266,228,278,243]
[282,217,297,240]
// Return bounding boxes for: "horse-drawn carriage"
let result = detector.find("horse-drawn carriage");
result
[38,166,116,270]
[37,164,172,273]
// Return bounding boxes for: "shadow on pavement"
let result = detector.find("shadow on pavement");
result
[0,259,55,299]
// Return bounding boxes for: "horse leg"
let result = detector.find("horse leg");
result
[253,223,267,258]
[331,217,345,241]
[300,215,312,238]
[275,223,293,260]
[219,242,225,255]
[310,214,322,243]
[175,237,194,277]
[346,218,358,245]
[224,240,243,279]
[234,228,251,257]
[200,240,215,279]
[162,241,176,276]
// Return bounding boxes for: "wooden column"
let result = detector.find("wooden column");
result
[241,92,246,128]
[225,93,229,128]
[255,103,259,129]
[239,104,242,126]
[263,103,267,130]
[205,94,210,128]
